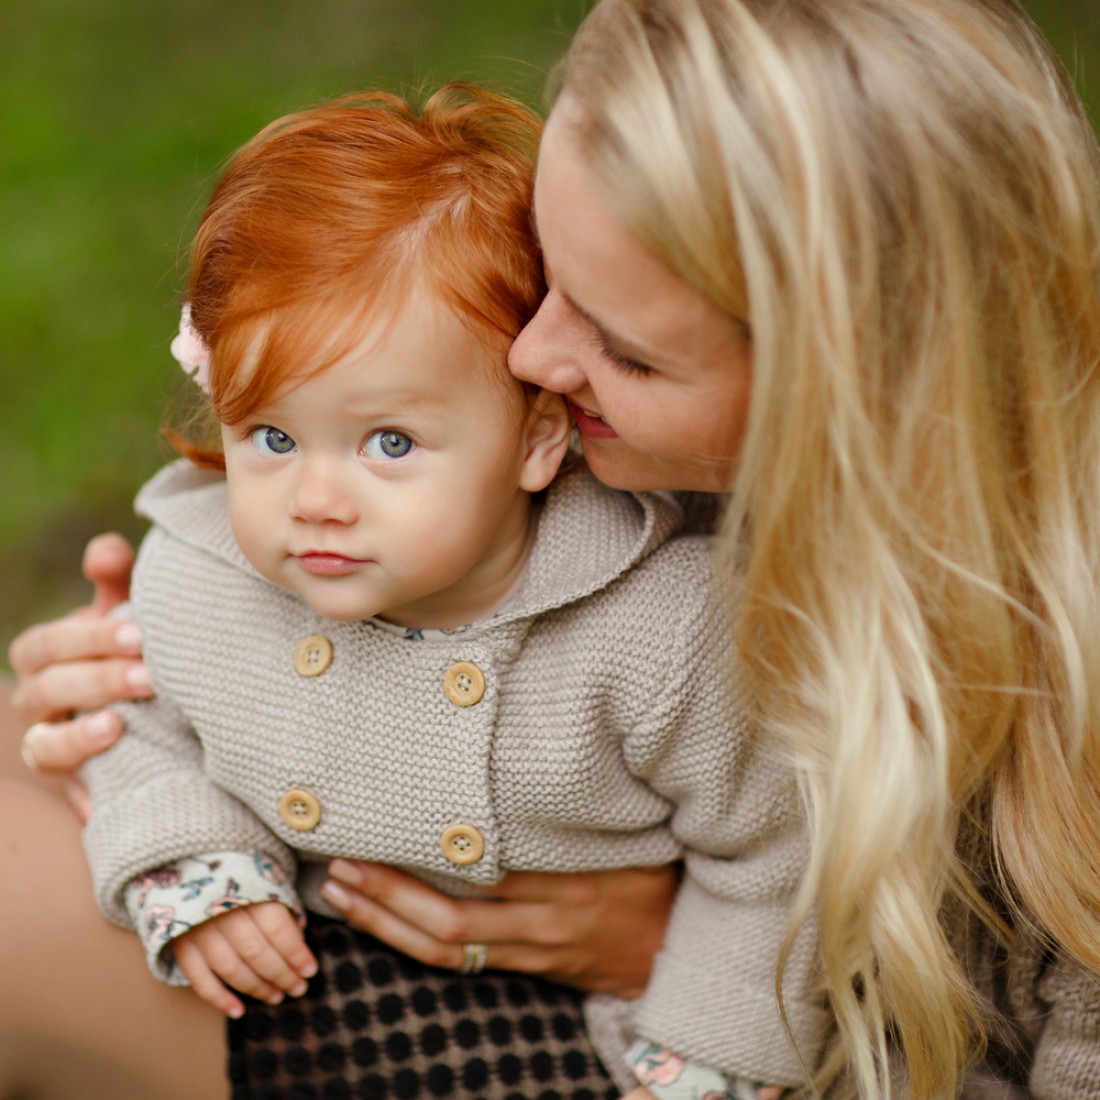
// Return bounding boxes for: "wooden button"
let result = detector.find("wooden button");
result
[294,635,333,677]
[443,661,485,707]
[439,823,485,865]
[279,788,322,831]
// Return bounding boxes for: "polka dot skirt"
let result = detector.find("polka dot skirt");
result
[227,916,618,1099]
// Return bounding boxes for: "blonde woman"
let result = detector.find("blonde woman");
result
[8,0,1100,1096]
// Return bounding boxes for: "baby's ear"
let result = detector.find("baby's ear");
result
[519,388,572,492]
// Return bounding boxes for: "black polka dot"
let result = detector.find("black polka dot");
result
[461,1057,490,1092]
[367,955,396,986]
[357,1073,386,1098]
[551,1012,578,1042]
[320,925,351,956]
[520,1014,545,1042]
[498,1053,524,1084]
[505,979,532,1008]
[277,1009,306,1042]
[335,961,363,994]
[248,1048,279,1079]
[488,1014,513,1046]
[472,979,500,1009]
[377,993,405,1025]
[441,981,468,1013]
[284,1045,313,1076]
[562,1050,591,1080]
[530,1051,555,1081]
[453,1017,481,1050]
[425,1063,455,1097]
[317,1042,346,1073]
[351,1036,379,1068]
[344,999,369,1030]
[419,1024,448,1057]
[312,1005,337,1037]
[392,1068,420,1098]
[410,985,438,1017]
[385,1031,413,1063]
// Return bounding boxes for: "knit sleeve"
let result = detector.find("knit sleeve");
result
[80,681,297,929]
[620,562,825,1087]
[1028,951,1100,1098]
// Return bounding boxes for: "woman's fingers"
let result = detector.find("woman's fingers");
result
[11,655,151,729]
[6,532,141,726]
[19,711,124,774]
[9,616,143,680]
[81,532,136,614]
[320,877,478,972]
[321,861,679,996]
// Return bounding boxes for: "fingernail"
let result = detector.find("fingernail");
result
[115,622,143,654]
[267,992,285,1006]
[328,859,359,884]
[290,981,308,997]
[124,664,153,693]
[320,880,350,910]
[86,712,119,745]
[301,959,318,979]
[228,1004,244,1019]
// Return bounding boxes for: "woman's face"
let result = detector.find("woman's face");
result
[508,103,752,494]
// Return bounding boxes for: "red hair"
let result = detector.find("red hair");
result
[172,83,543,466]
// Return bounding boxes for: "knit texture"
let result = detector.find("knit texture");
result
[81,460,826,1085]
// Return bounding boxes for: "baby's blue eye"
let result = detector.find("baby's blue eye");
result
[250,426,296,455]
[364,430,414,460]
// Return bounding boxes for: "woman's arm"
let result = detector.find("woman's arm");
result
[8,533,152,772]
[321,859,679,997]
[8,536,677,1000]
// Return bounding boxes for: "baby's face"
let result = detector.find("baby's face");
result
[221,292,545,629]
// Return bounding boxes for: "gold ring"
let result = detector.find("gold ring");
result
[459,942,488,975]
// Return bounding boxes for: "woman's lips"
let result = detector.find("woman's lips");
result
[296,553,369,576]
[568,399,618,439]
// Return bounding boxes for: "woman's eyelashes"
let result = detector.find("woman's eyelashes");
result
[592,331,653,377]
[363,429,415,460]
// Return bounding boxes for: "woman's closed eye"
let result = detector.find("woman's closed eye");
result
[591,331,653,378]
[363,429,416,460]
[250,426,297,455]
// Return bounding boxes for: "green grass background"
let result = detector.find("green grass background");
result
[1,0,1097,663]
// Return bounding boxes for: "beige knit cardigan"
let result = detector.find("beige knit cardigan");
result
[81,460,826,1086]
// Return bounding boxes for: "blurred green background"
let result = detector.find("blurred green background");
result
[1,0,1098,665]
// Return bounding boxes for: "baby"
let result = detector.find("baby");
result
[81,84,822,1095]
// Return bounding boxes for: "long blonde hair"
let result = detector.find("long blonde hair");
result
[558,0,1100,1094]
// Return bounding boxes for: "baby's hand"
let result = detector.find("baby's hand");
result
[172,900,317,1018]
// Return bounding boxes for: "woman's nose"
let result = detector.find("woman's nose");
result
[508,291,589,395]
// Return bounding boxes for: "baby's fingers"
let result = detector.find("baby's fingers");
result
[220,903,312,997]
[172,935,250,1019]
[176,919,288,1008]
[251,902,318,984]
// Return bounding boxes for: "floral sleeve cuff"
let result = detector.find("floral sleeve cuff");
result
[124,850,302,985]
[626,1039,790,1100]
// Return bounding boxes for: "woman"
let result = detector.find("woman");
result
[9,0,1100,1096]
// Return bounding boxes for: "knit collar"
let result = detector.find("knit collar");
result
[134,460,685,626]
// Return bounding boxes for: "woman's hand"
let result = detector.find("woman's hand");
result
[9,533,151,773]
[320,860,679,998]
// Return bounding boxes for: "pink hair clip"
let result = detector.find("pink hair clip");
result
[170,303,212,394]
